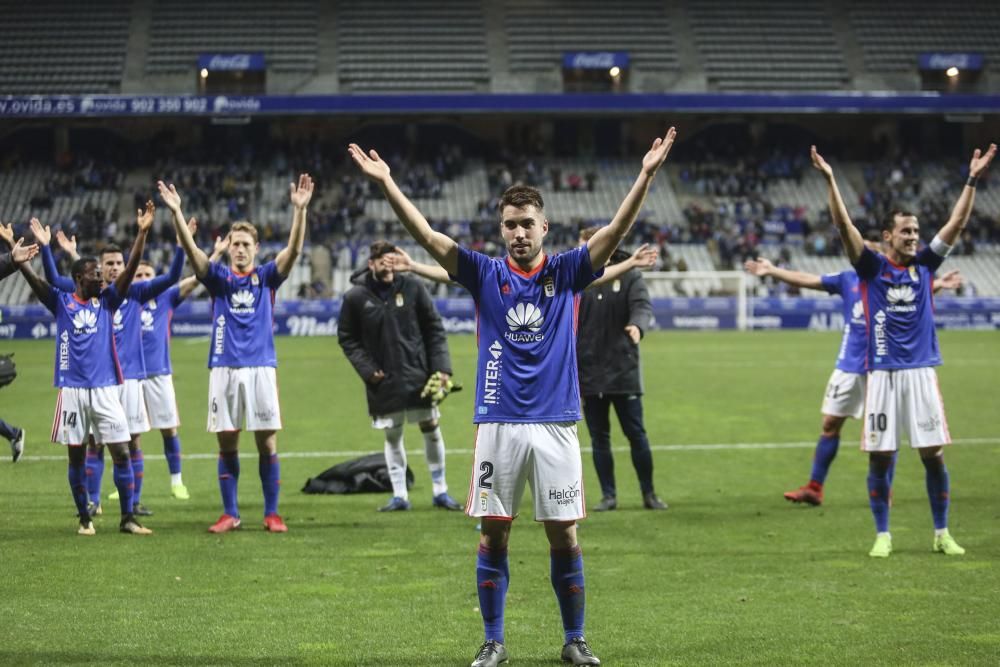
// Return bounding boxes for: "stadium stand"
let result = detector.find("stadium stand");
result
[0,0,131,94]
[686,0,848,91]
[145,0,318,74]
[336,0,489,92]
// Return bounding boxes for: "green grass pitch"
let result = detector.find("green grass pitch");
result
[0,330,997,666]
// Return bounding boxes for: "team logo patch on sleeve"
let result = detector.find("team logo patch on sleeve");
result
[543,277,555,297]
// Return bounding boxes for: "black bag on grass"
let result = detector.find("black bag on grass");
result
[0,354,16,388]
[301,452,414,494]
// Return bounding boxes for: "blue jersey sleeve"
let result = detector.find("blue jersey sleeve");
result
[167,285,183,308]
[134,246,186,301]
[40,246,75,292]
[854,246,882,280]
[561,246,603,293]
[199,261,228,296]
[916,246,945,274]
[258,261,286,289]
[454,246,491,297]
[102,283,124,311]
[820,273,844,295]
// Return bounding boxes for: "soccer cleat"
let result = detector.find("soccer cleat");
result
[868,533,892,558]
[783,484,823,506]
[561,637,601,665]
[471,640,508,667]
[132,503,153,517]
[10,428,25,463]
[208,514,241,533]
[77,519,96,536]
[378,496,411,512]
[933,531,966,556]
[593,496,617,512]
[432,492,463,511]
[643,492,668,510]
[171,483,190,500]
[263,514,288,532]
[108,489,120,501]
[119,515,153,535]
[86,501,103,518]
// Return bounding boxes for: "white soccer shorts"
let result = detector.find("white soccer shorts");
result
[51,386,130,446]
[207,366,282,432]
[862,367,951,452]
[143,374,180,429]
[371,405,440,430]
[466,422,586,522]
[118,378,150,434]
[820,369,865,419]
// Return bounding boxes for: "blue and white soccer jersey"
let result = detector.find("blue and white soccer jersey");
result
[140,286,184,429]
[819,271,867,419]
[43,287,129,445]
[856,246,950,451]
[200,261,286,432]
[453,246,601,521]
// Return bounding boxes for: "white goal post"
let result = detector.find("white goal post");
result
[641,270,751,331]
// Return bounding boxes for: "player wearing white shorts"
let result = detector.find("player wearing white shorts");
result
[814,141,996,557]
[744,256,962,507]
[19,206,155,535]
[158,173,314,534]
[351,126,676,666]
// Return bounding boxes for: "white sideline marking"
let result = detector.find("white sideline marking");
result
[12,437,999,463]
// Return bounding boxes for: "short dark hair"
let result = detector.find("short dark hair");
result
[138,259,155,269]
[99,243,123,259]
[71,257,97,281]
[578,225,601,242]
[499,185,544,215]
[368,240,397,260]
[882,210,917,233]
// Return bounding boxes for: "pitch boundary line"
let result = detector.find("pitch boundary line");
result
[10,437,999,463]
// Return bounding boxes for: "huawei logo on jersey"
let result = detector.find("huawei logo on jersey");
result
[231,289,256,313]
[851,300,864,322]
[113,309,124,330]
[72,309,98,334]
[140,309,155,330]
[504,303,544,343]
[886,285,917,313]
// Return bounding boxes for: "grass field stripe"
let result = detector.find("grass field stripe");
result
[13,436,999,463]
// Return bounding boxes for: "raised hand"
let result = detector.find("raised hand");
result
[969,143,997,179]
[937,269,964,291]
[811,146,833,179]
[137,200,155,233]
[290,173,315,209]
[213,232,230,258]
[630,243,659,269]
[744,257,774,277]
[0,222,13,247]
[156,181,182,212]
[348,143,391,183]
[387,247,414,273]
[29,217,51,246]
[55,230,77,256]
[11,238,39,264]
[641,127,677,177]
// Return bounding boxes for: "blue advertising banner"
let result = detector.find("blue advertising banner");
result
[562,51,630,70]
[4,92,1000,118]
[197,53,266,72]
[3,297,999,340]
[918,52,984,71]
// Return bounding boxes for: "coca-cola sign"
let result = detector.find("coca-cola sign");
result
[197,53,266,72]
[562,51,629,70]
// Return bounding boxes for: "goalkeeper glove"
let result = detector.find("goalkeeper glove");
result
[421,371,460,405]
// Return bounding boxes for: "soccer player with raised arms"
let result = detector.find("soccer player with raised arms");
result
[157,174,314,534]
[350,127,676,667]
[812,142,995,558]
[19,204,154,535]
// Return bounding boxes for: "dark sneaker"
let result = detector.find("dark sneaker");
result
[593,496,617,512]
[471,640,508,667]
[432,492,463,511]
[642,493,668,510]
[10,428,25,462]
[78,516,95,536]
[378,496,411,512]
[132,503,154,516]
[561,637,601,665]
[120,515,152,535]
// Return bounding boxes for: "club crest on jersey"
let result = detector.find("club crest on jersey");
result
[908,266,919,282]
[230,289,255,313]
[543,277,555,297]
[504,303,544,343]
[395,293,404,307]
[113,309,124,330]
[251,273,259,286]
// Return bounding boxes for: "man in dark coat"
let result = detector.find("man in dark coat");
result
[338,240,462,512]
[0,225,38,462]
[576,227,667,511]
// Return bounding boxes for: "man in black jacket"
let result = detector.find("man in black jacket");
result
[577,227,667,511]
[1,225,38,462]
[338,240,462,512]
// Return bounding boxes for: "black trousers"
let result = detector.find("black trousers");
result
[582,394,654,498]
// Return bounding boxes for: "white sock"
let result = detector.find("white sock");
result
[170,473,183,486]
[422,425,448,496]
[383,426,408,500]
[934,528,948,537]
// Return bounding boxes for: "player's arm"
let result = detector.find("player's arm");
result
[28,218,75,292]
[349,144,459,275]
[275,173,314,277]
[588,128,676,268]
[55,230,80,261]
[114,201,154,296]
[17,245,55,308]
[744,257,824,291]
[178,232,229,300]
[589,244,658,289]
[935,144,996,247]
[389,247,453,284]
[811,146,864,265]
[2,238,39,281]
[337,293,382,384]
[932,269,963,294]
[156,180,210,278]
